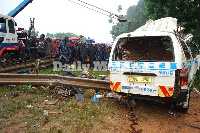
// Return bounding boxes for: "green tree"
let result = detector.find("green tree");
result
[46,32,86,41]
[145,0,200,37]
[110,0,148,40]
[46,33,54,38]
[46,32,78,39]
[118,5,122,12]
[145,0,200,90]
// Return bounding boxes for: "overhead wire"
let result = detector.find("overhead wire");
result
[68,0,118,19]
[76,0,118,16]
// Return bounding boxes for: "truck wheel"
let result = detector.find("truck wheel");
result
[1,54,11,66]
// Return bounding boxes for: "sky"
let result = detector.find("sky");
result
[0,0,139,43]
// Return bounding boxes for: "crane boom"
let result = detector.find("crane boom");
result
[7,0,33,18]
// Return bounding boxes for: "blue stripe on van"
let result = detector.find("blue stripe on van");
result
[110,66,176,71]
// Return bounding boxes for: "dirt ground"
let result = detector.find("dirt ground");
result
[0,87,200,133]
[130,91,200,133]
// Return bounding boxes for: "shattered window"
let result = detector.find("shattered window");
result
[112,36,174,61]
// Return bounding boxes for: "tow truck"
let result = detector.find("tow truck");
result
[0,0,33,66]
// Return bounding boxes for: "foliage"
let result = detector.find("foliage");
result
[110,22,129,40]
[144,0,200,88]
[194,70,200,90]
[46,32,78,39]
[110,0,149,40]
[46,32,86,41]
[118,5,122,12]
[145,0,200,42]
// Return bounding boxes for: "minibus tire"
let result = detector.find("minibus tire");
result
[180,88,191,113]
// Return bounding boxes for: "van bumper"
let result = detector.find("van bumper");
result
[163,89,188,102]
[124,89,188,103]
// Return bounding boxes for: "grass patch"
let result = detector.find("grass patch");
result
[39,67,110,79]
[0,69,130,133]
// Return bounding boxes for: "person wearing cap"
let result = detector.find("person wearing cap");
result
[57,36,71,65]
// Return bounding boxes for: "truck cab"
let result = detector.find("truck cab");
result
[109,17,200,112]
[0,14,18,58]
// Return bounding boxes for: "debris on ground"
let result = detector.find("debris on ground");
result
[96,94,103,98]
[63,71,77,77]
[48,111,64,114]
[41,86,50,90]
[11,91,19,97]
[186,123,200,129]
[91,93,100,102]
[27,85,32,89]
[99,75,107,77]
[107,92,122,99]
[75,94,84,100]
[43,110,63,115]
[57,87,80,97]
[43,110,48,115]
[26,105,33,108]
[99,75,106,80]
[80,70,96,79]
[44,99,58,105]
[80,70,89,75]
[82,73,96,79]
[166,110,176,115]
[118,96,137,109]
[64,71,96,79]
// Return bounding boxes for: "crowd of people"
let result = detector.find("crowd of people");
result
[29,34,112,68]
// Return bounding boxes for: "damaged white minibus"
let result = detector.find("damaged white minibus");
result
[109,17,200,112]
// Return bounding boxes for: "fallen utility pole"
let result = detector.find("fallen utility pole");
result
[0,73,110,90]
